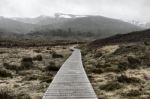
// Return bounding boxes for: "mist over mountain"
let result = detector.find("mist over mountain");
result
[13,15,68,25]
[126,20,150,29]
[0,14,142,39]
[0,16,36,33]
[41,16,141,38]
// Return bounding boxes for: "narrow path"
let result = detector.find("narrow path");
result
[42,49,98,99]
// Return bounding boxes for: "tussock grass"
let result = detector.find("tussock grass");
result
[0,87,14,99]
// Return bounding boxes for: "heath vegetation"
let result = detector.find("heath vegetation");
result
[82,43,150,99]
[0,45,71,99]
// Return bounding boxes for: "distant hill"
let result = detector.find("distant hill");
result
[39,16,142,38]
[0,17,36,33]
[0,14,142,38]
[90,29,150,47]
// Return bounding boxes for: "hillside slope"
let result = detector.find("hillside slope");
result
[90,29,150,47]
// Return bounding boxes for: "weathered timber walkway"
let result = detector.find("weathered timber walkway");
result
[42,49,98,99]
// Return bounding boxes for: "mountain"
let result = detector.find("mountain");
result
[90,29,150,47]
[13,15,69,25]
[39,16,142,38]
[145,22,150,28]
[0,16,36,33]
[0,14,142,37]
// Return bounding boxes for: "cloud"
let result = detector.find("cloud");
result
[0,0,150,22]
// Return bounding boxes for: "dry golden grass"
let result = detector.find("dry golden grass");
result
[0,46,71,99]
[82,44,150,99]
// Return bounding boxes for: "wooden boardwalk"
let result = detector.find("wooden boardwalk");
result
[42,49,98,99]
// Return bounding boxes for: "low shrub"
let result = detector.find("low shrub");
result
[0,51,7,54]
[46,47,51,50]
[33,55,42,61]
[0,69,12,78]
[127,56,141,69]
[46,62,59,71]
[122,90,141,97]
[52,52,63,58]
[91,68,103,74]
[118,62,128,71]
[95,63,111,68]
[23,75,38,81]
[104,66,119,73]
[140,53,150,66]
[94,51,102,58]
[21,57,33,69]
[117,75,141,83]
[39,76,53,83]
[33,49,41,53]
[99,82,123,91]
[3,63,19,71]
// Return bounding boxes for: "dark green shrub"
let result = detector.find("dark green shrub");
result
[94,52,102,58]
[33,49,41,53]
[118,62,128,71]
[23,75,38,81]
[21,57,33,63]
[0,69,12,78]
[99,82,123,91]
[143,41,150,46]
[52,52,63,58]
[127,56,141,69]
[0,51,7,54]
[46,62,59,71]
[104,66,119,73]
[21,57,33,69]
[140,53,150,66]
[39,76,53,83]
[46,47,51,50]
[122,90,141,97]
[91,68,103,74]
[33,55,42,61]
[117,75,141,83]
[3,63,19,71]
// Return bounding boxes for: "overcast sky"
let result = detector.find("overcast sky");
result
[0,0,150,22]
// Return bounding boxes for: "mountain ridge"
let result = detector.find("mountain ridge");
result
[0,14,142,39]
